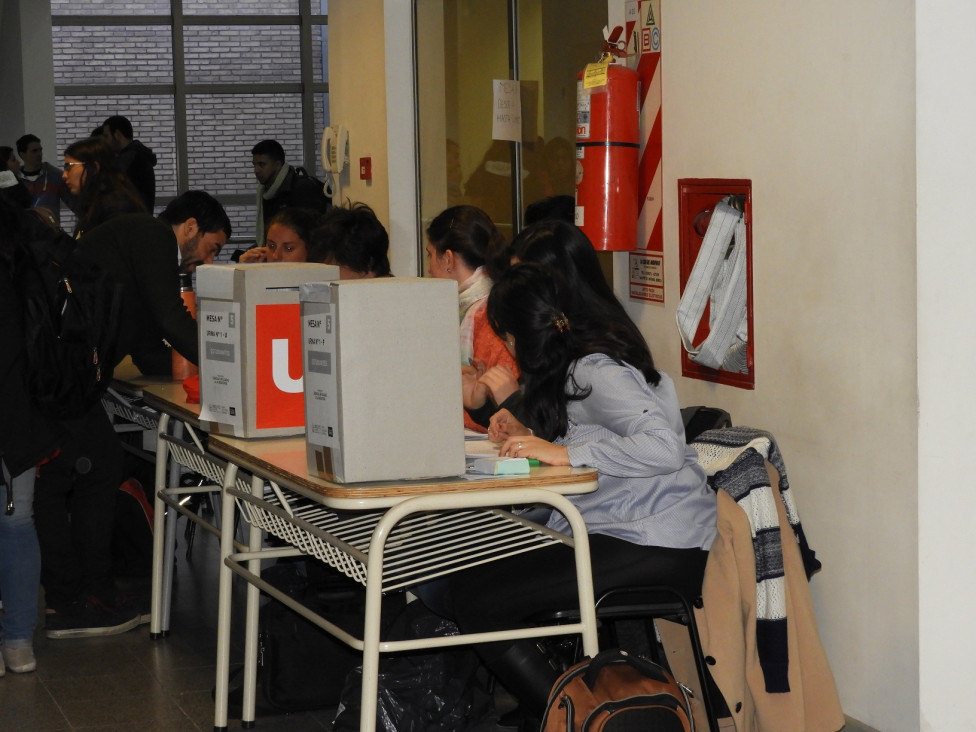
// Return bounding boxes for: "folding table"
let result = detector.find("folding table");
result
[206,433,601,732]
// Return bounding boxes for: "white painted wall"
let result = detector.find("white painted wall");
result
[0,0,57,149]
[328,0,419,276]
[366,2,926,729]
[916,2,976,730]
[639,5,918,728]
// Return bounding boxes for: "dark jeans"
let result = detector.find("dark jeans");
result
[33,402,122,609]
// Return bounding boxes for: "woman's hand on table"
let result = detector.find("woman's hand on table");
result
[499,434,570,466]
[238,246,269,263]
[478,365,518,405]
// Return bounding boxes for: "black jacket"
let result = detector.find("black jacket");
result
[0,202,62,475]
[78,213,197,376]
[117,140,157,212]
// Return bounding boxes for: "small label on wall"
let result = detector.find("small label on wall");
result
[629,250,664,303]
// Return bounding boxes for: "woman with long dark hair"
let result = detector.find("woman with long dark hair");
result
[511,219,623,316]
[446,263,717,722]
[472,219,656,419]
[62,137,145,237]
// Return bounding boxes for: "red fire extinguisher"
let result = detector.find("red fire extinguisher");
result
[575,32,639,251]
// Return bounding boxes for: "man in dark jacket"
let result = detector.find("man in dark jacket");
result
[102,115,157,212]
[34,192,230,639]
[251,138,329,244]
[79,190,231,375]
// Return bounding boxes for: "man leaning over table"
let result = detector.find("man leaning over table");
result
[35,190,231,640]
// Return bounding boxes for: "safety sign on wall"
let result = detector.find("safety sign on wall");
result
[629,251,664,303]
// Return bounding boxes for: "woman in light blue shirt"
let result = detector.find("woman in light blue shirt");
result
[448,262,717,722]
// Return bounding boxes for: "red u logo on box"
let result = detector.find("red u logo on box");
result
[255,303,305,429]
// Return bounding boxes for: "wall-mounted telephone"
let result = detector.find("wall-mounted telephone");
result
[321,125,348,174]
[321,125,348,201]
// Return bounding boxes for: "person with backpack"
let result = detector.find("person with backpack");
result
[0,200,64,674]
[34,191,230,638]
[443,263,718,725]
[250,139,330,245]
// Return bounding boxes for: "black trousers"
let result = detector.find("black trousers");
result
[33,401,122,609]
[447,534,709,715]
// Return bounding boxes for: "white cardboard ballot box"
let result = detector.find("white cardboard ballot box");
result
[301,278,466,483]
[196,262,338,438]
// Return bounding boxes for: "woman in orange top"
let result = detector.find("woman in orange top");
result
[425,205,518,431]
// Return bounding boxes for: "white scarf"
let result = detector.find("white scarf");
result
[457,267,493,364]
[254,164,291,243]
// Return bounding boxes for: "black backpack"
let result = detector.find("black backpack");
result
[292,166,332,210]
[221,560,403,717]
[3,202,123,419]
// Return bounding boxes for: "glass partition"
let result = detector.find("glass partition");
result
[415,0,606,243]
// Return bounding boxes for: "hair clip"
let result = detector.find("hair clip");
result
[553,314,570,333]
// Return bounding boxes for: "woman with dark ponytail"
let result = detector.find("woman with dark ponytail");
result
[445,263,717,724]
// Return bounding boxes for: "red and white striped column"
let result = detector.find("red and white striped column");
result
[636,0,662,255]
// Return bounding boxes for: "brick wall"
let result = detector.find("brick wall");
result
[51,2,328,241]
[52,0,308,14]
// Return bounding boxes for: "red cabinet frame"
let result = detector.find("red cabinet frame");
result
[677,178,754,389]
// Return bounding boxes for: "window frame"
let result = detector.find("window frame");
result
[52,1,329,221]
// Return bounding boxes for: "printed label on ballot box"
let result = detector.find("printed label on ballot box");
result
[303,301,339,448]
[255,303,305,430]
[199,301,244,428]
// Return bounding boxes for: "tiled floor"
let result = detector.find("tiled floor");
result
[0,525,336,731]
[0,521,871,732]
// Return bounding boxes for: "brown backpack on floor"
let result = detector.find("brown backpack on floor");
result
[541,648,693,732]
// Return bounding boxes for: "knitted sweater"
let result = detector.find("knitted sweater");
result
[692,426,821,693]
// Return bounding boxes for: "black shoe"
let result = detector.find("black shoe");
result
[45,596,141,639]
[114,591,152,626]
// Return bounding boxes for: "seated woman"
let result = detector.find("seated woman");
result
[425,204,518,431]
[511,219,650,355]
[237,207,323,263]
[473,219,648,418]
[445,263,717,721]
[307,201,392,278]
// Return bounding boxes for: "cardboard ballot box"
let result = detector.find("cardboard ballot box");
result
[301,278,465,483]
[196,263,338,438]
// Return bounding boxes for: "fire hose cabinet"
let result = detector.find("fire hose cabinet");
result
[676,179,754,389]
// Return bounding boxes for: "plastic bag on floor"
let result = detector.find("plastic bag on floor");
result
[333,601,492,732]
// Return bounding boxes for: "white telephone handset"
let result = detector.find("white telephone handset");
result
[320,125,348,200]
